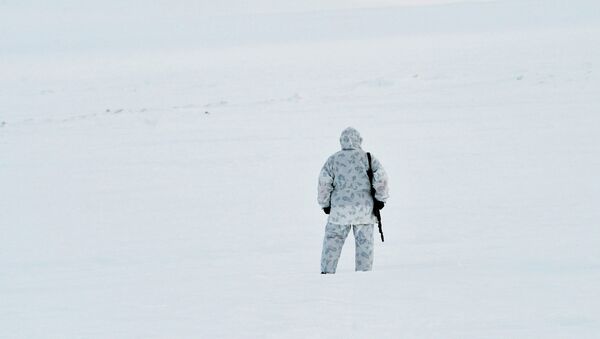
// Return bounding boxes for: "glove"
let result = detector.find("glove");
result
[374,200,385,210]
[323,206,331,215]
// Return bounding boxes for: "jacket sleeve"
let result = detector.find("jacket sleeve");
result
[371,154,389,202]
[317,158,334,208]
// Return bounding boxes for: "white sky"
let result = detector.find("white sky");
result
[167,0,491,14]
[4,0,598,54]
[1,0,492,15]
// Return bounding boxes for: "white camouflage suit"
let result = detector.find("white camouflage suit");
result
[318,127,389,273]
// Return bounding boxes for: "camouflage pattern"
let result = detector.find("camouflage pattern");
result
[321,223,374,273]
[317,127,389,225]
[318,127,389,273]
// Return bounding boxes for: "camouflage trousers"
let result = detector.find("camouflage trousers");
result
[320,222,374,273]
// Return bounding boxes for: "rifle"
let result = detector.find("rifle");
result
[366,152,384,242]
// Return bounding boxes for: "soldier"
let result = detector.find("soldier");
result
[318,127,389,274]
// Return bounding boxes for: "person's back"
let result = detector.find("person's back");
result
[318,127,389,273]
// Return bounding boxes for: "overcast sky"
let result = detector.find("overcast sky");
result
[3,0,598,54]
[0,0,493,15]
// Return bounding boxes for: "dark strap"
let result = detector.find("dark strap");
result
[366,152,374,191]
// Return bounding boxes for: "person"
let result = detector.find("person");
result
[318,127,389,274]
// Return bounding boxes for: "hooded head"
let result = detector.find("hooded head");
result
[339,127,363,150]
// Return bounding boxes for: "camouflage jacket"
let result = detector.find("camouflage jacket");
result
[318,127,389,225]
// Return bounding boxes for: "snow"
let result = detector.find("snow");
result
[1,0,600,338]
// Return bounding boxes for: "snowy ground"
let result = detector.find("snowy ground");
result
[2,0,600,338]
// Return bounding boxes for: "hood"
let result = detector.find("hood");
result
[339,127,363,150]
